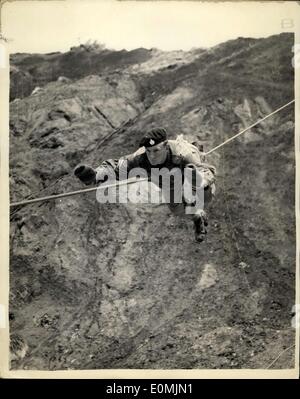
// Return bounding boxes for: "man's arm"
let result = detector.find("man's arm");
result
[74,149,145,185]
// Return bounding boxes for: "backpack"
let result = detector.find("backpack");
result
[168,135,206,166]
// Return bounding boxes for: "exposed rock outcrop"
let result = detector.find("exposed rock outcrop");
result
[9,33,295,370]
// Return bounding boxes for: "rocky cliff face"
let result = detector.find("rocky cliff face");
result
[9,33,295,369]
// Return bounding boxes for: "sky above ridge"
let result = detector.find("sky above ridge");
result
[2,1,298,54]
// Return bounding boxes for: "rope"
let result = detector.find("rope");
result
[10,175,66,218]
[10,177,148,208]
[9,99,294,208]
[265,343,295,369]
[204,99,295,156]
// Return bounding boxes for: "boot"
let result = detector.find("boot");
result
[193,210,208,242]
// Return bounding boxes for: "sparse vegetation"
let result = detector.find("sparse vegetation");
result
[9,33,295,370]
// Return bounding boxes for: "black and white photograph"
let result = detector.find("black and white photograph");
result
[0,0,299,377]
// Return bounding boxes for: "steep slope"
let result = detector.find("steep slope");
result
[9,33,295,370]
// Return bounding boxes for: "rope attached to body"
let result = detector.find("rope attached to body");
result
[9,99,295,209]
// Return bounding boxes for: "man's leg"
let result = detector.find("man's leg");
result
[184,167,216,242]
[191,186,213,242]
[166,169,215,242]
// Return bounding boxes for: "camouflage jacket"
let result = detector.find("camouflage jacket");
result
[97,139,216,187]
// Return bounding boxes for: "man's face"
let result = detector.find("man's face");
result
[145,141,168,165]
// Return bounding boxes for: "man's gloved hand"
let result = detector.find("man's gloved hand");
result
[74,164,96,186]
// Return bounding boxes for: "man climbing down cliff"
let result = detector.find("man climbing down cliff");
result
[74,128,216,242]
